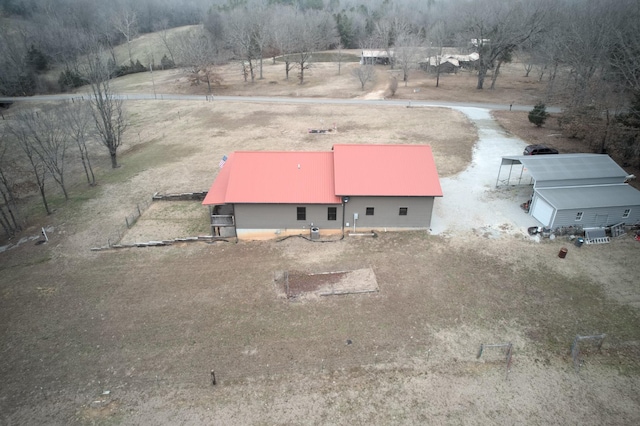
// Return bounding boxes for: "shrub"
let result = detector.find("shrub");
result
[111,59,148,78]
[58,69,87,91]
[26,45,48,73]
[528,102,549,127]
[160,54,175,70]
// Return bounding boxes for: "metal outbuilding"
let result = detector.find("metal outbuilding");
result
[497,154,640,229]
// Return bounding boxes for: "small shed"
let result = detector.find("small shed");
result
[497,154,640,228]
[360,49,392,65]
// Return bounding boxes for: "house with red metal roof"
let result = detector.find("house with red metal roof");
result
[202,144,442,240]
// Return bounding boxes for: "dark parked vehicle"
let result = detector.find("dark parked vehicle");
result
[523,144,559,155]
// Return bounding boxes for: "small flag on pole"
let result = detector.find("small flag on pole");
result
[219,155,228,168]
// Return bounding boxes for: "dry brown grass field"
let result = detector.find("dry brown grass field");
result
[1,51,640,425]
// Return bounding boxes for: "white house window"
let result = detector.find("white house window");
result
[623,208,631,218]
[327,207,337,221]
[366,207,374,215]
[297,207,306,221]
[575,211,583,221]
[399,207,408,216]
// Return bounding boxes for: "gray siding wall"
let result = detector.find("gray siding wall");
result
[344,196,435,229]
[234,203,343,230]
[552,205,640,228]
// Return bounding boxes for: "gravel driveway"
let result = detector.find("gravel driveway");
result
[430,107,540,237]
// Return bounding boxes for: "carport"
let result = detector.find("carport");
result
[496,154,630,188]
[496,154,640,228]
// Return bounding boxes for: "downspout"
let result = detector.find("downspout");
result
[341,196,350,238]
[209,205,214,236]
[341,201,346,238]
[232,203,238,243]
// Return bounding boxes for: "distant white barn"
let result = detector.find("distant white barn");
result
[360,49,392,65]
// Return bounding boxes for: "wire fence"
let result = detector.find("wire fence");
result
[106,197,153,247]
[571,334,606,373]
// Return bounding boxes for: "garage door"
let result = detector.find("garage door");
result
[531,195,555,226]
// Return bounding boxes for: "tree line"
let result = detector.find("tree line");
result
[1,0,639,97]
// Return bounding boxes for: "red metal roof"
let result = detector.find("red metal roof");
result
[333,144,443,197]
[203,151,341,205]
[203,144,442,206]
[202,153,235,205]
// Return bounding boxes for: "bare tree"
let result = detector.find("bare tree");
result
[0,22,36,96]
[19,108,69,199]
[290,9,338,84]
[175,27,221,93]
[334,43,345,75]
[352,64,375,90]
[247,2,272,80]
[225,8,259,83]
[153,18,176,65]
[489,49,513,90]
[427,20,448,88]
[373,16,411,69]
[112,6,139,64]
[5,116,51,215]
[394,32,424,87]
[62,101,97,186]
[271,5,297,81]
[609,1,640,97]
[462,0,547,90]
[85,52,127,169]
[554,1,640,164]
[555,0,615,106]
[0,131,22,237]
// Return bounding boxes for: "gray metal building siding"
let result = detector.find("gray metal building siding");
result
[552,206,640,228]
[535,185,640,210]
[344,196,435,228]
[234,203,343,230]
[234,197,435,231]
[532,183,640,228]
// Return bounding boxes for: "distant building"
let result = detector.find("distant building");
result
[203,144,443,240]
[360,49,392,65]
[420,52,479,73]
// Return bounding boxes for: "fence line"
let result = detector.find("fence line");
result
[105,197,153,248]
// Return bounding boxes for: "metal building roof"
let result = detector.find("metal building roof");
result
[203,144,443,206]
[536,184,640,210]
[202,152,235,205]
[333,144,443,197]
[501,154,628,183]
[203,151,341,205]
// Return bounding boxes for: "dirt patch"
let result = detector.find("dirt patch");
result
[280,268,379,299]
